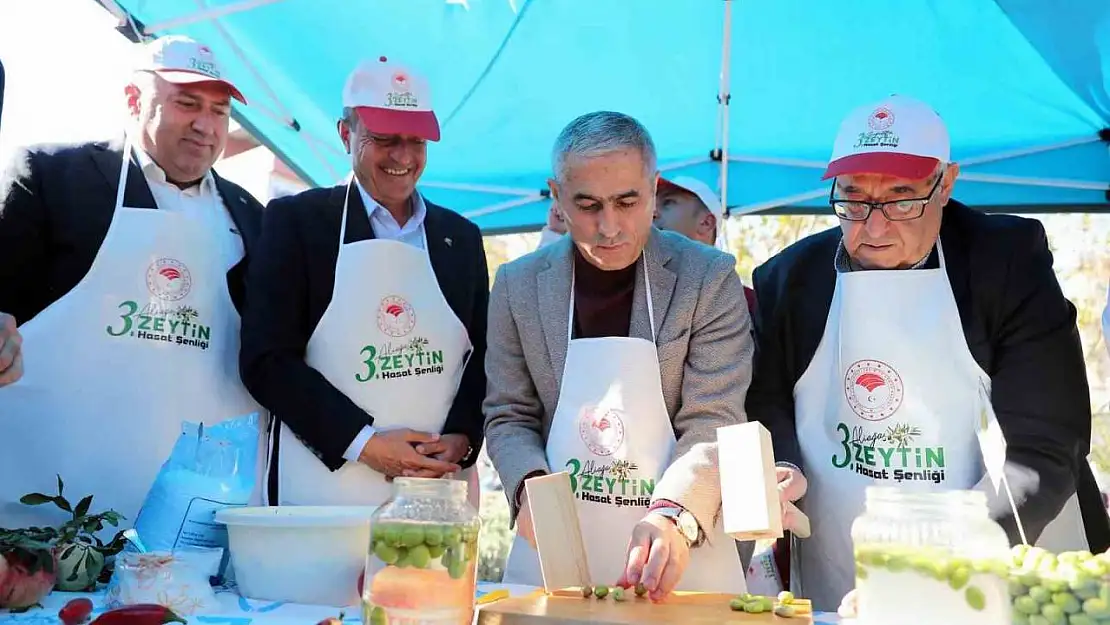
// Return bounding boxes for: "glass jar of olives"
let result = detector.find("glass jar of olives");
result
[362,477,480,625]
[851,487,1012,625]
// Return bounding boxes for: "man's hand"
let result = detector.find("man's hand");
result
[0,313,23,387]
[838,589,858,618]
[616,513,691,602]
[401,433,471,478]
[777,466,807,532]
[358,429,461,478]
[516,489,536,547]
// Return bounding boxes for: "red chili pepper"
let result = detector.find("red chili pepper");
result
[89,604,185,625]
[59,598,94,625]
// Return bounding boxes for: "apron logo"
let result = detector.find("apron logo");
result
[376,296,416,337]
[578,406,626,457]
[844,360,904,421]
[146,258,193,301]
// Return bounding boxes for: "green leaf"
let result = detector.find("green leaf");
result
[56,475,64,496]
[74,495,92,519]
[54,496,72,513]
[19,493,53,506]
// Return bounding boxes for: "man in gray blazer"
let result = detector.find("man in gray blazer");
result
[485,111,753,599]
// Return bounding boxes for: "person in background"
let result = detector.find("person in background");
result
[536,200,567,249]
[745,94,1110,613]
[239,57,487,509]
[0,36,265,528]
[486,111,750,600]
[654,175,756,315]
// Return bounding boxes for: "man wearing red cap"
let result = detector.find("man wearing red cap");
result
[0,35,265,528]
[745,94,1109,612]
[239,58,488,508]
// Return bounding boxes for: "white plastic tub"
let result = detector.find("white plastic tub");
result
[215,506,377,607]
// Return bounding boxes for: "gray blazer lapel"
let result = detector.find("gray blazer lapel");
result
[630,230,677,342]
[538,236,573,391]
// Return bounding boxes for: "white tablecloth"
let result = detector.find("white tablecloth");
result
[0,583,841,624]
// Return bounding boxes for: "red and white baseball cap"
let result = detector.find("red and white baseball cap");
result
[822,94,949,180]
[135,35,246,104]
[659,176,729,250]
[342,57,440,142]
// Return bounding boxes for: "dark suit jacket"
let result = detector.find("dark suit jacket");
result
[239,184,489,482]
[0,138,263,325]
[747,200,1110,551]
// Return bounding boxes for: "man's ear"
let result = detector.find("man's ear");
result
[337,119,352,154]
[124,83,142,118]
[700,211,717,237]
[940,162,960,204]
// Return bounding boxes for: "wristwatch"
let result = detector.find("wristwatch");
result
[652,506,701,547]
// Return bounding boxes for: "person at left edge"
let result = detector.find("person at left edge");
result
[0,36,265,528]
[239,57,487,508]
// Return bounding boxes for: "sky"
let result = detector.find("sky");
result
[0,0,140,165]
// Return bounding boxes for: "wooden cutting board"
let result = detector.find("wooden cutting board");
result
[476,590,814,624]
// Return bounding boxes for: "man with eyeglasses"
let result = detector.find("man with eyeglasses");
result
[745,94,1109,613]
[239,57,488,508]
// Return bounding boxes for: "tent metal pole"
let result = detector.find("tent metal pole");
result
[732,187,830,216]
[461,194,548,219]
[959,172,1110,191]
[141,0,288,33]
[957,136,1102,166]
[716,0,733,217]
[184,0,339,182]
[420,181,540,196]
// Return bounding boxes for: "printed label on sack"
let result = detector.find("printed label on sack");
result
[104,258,212,351]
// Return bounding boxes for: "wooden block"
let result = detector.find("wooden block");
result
[524,471,592,592]
[717,422,783,541]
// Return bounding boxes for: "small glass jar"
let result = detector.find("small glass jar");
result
[851,487,1012,625]
[362,477,480,625]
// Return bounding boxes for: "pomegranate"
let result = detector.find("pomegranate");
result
[0,544,58,611]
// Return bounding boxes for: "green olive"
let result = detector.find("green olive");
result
[1051,592,1081,614]
[594,585,609,599]
[382,525,401,547]
[424,526,444,547]
[728,597,744,611]
[1015,596,1041,615]
[964,585,986,611]
[374,542,400,565]
[1066,615,1094,625]
[581,586,593,598]
[428,543,446,559]
[369,606,387,625]
[635,583,647,597]
[394,546,410,568]
[947,566,970,590]
[447,556,467,580]
[611,587,626,602]
[773,604,797,618]
[1082,597,1109,617]
[743,601,764,614]
[401,526,424,548]
[1030,585,1051,604]
[407,544,431,569]
[1009,580,1027,597]
[444,527,462,547]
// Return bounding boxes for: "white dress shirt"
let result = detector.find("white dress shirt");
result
[342,179,430,462]
[133,148,244,264]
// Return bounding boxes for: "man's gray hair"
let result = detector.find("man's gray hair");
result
[551,111,657,181]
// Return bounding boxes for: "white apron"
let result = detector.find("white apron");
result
[0,137,265,530]
[502,255,746,593]
[275,181,476,509]
[792,242,1086,612]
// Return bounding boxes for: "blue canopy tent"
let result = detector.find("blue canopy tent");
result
[92,0,1109,235]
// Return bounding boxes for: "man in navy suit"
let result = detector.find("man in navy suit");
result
[746,94,1110,612]
[0,36,267,529]
[240,57,488,507]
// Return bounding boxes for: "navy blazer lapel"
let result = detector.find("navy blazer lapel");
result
[91,138,157,210]
[330,182,375,244]
[422,202,455,301]
[213,173,257,257]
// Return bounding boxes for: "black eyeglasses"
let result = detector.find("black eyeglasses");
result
[829,174,943,222]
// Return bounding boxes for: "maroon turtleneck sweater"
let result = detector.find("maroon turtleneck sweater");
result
[572,245,637,338]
